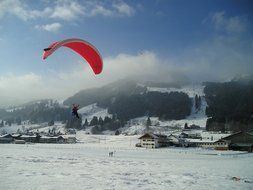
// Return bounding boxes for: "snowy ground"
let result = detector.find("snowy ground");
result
[1,134,253,190]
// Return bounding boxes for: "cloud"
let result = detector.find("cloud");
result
[0,0,31,21]
[0,0,136,22]
[210,11,248,33]
[35,22,62,32]
[90,5,114,17]
[0,0,83,21]
[113,1,135,17]
[50,1,84,21]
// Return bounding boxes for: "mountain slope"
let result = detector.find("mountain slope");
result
[63,79,192,121]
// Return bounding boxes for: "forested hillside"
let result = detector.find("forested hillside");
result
[204,80,253,132]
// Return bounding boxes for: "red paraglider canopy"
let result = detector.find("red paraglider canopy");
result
[43,38,103,75]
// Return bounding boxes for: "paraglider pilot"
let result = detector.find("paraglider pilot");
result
[72,104,80,119]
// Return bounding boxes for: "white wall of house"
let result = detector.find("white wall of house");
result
[196,141,229,149]
[140,138,158,148]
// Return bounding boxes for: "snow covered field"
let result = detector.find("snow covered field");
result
[1,135,253,190]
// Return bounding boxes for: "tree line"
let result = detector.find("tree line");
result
[106,91,192,121]
[65,115,123,135]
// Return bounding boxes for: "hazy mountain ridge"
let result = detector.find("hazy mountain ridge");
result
[63,79,147,108]
[1,78,253,133]
[0,99,69,125]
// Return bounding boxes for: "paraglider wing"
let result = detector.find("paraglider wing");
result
[43,38,103,75]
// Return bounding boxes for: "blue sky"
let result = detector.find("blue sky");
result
[0,0,253,106]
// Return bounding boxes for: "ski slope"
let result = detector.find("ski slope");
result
[78,103,112,122]
[148,85,207,128]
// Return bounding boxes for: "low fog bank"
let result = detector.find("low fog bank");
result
[0,45,253,108]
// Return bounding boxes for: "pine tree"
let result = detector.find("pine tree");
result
[104,116,112,124]
[98,117,104,125]
[0,120,3,127]
[48,120,54,126]
[84,119,89,126]
[66,117,82,129]
[90,116,98,126]
[115,130,120,135]
[112,114,117,121]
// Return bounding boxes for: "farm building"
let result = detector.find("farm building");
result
[167,134,180,146]
[139,133,169,148]
[11,134,22,139]
[0,133,76,144]
[196,139,229,150]
[39,136,65,143]
[19,134,40,143]
[181,138,229,150]
[222,131,253,152]
[0,134,13,143]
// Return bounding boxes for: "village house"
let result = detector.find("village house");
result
[0,133,76,144]
[19,134,40,143]
[167,134,180,146]
[39,136,66,143]
[182,129,202,139]
[139,133,169,148]
[222,131,253,152]
[0,134,13,143]
[11,134,22,139]
[194,139,229,150]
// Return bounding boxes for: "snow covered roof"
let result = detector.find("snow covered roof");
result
[20,135,37,138]
[185,138,216,143]
[168,134,179,138]
[0,134,13,138]
[139,133,167,139]
[201,132,231,140]
[185,138,227,143]
[222,131,253,140]
[11,134,22,138]
[40,136,64,139]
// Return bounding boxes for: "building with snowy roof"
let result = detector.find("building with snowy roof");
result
[222,131,253,152]
[0,134,13,143]
[138,133,169,148]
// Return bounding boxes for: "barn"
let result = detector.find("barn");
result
[222,131,253,152]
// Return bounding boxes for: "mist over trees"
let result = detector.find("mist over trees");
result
[64,79,147,108]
